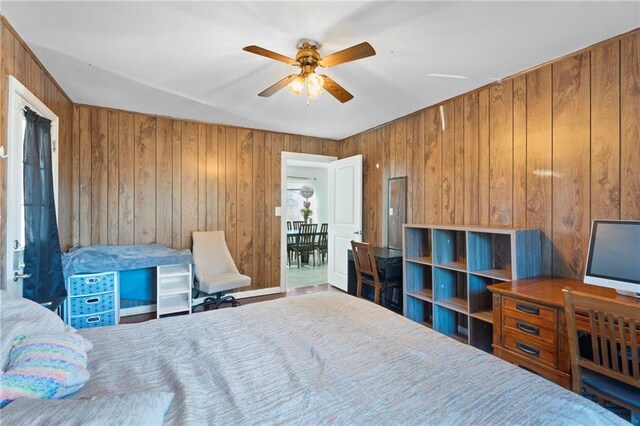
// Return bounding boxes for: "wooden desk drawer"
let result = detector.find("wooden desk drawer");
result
[502,316,557,348]
[503,297,556,327]
[504,336,557,368]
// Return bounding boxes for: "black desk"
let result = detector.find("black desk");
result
[347,247,403,313]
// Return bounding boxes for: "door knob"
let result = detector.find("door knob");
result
[353,231,363,235]
[13,272,32,282]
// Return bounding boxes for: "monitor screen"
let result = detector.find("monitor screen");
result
[585,221,640,290]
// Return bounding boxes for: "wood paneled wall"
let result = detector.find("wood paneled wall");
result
[0,17,74,286]
[71,105,338,289]
[341,29,640,279]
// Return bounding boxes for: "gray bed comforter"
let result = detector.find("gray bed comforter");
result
[77,292,626,425]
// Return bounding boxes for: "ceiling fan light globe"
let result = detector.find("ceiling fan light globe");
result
[307,73,324,99]
[287,76,304,95]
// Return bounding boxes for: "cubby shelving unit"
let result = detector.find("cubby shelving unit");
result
[156,264,192,318]
[403,224,541,353]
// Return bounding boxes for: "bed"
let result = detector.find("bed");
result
[1,291,627,424]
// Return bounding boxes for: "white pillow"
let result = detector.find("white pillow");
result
[0,290,70,371]
[0,391,175,426]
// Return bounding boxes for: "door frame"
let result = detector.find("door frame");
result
[280,152,337,291]
[4,75,59,295]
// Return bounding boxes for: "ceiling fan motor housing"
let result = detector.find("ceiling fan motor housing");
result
[295,42,321,73]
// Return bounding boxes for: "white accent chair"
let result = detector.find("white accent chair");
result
[191,231,251,311]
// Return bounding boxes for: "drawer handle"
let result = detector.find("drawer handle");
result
[516,342,540,357]
[516,321,540,336]
[85,277,100,284]
[516,302,539,315]
[86,316,100,323]
[85,297,100,304]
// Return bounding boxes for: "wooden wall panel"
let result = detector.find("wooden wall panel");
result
[512,75,528,228]
[118,112,134,245]
[224,127,238,261]
[463,93,479,225]
[197,124,207,232]
[591,41,620,221]
[180,122,198,249]
[252,131,266,288]
[90,108,108,245]
[411,113,425,224]
[526,66,553,276]
[156,118,173,247]
[489,80,513,226]
[477,89,490,226]
[454,98,465,225]
[106,111,119,245]
[134,114,157,245]
[340,29,639,280]
[424,108,441,225]
[552,53,591,279]
[441,102,456,225]
[237,129,253,277]
[205,125,218,230]
[78,107,92,247]
[270,133,284,286]
[621,32,640,219]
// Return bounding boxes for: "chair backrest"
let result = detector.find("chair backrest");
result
[192,231,240,283]
[292,221,303,230]
[351,241,380,284]
[320,223,328,233]
[563,289,640,393]
[300,223,317,234]
[286,221,292,231]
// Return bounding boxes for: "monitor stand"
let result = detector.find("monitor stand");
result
[616,289,640,299]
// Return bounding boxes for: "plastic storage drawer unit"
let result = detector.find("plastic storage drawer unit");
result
[64,271,119,328]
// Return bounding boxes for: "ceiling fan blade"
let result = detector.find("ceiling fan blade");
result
[318,42,376,68]
[320,75,354,103]
[258,74,299,97]
[243,45,298,66]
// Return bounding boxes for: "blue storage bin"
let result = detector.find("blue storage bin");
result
[70,311,116,329]
[69,292,116,316]
[68,272,115,295]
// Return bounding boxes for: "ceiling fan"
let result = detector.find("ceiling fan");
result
[243,40,376,104]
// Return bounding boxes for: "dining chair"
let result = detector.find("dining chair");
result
[286,221,292,231]
[350,241,400,307]
[317,223,328,265]
[292,221,303,231]
[295,224,317,268]
[287,233,298,266]
[563,288,639,420]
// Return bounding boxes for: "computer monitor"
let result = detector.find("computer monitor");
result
[584,220,640,298]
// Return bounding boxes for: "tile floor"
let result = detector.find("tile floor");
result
[286,263,328,289]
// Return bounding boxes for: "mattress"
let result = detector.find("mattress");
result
[76,291,625,425]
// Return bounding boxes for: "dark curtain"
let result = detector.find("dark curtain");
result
[22,106,66,304]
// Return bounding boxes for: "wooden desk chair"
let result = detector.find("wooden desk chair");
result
[351,241,400,307]
[563,289,640,418]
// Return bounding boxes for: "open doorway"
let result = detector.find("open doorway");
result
[280,152,336,291]
[286,161,329,289]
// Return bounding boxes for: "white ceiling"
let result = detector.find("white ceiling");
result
[2,1,638,140]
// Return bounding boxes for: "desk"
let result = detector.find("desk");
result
[489,277,640,389]
[347,247,403,313]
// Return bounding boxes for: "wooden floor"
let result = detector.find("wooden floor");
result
[120,284,339,324]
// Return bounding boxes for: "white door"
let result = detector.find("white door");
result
[328,155,363,291]
[4,76,59,297]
